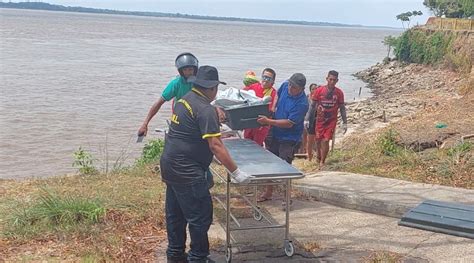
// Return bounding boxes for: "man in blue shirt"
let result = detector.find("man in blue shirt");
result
[256,73,309,201]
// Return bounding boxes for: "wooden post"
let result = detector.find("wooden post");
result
[383,110,387,123]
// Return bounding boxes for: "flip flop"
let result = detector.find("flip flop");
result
[257,195,272,202]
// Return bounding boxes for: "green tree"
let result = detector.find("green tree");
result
[460,0,474,17]
[382,35,398,58]
[423,0,472,18]
[396,11,423,29]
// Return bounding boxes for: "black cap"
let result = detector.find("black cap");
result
[289,73,306,88]
[188,65,227,89]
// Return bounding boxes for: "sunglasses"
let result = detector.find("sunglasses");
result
[261,75,273,82]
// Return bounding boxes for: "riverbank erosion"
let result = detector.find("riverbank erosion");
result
[308,58,473,188]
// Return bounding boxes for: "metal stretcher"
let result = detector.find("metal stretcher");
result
[211,138,305,263]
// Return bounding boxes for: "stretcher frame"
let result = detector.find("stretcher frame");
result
[211,138,305,263]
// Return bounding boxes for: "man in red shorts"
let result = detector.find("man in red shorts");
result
[307,70,347,168]
[243,68,277,146]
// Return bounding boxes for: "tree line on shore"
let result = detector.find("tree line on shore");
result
[0,1,363,28]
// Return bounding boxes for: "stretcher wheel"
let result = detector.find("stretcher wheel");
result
[253,209,263,221]
[226,245,232,263]
[284,240,294,257]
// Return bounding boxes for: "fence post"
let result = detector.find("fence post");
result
[454,19,457,30]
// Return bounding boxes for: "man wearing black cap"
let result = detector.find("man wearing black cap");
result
[160,65,252,263]
[256,73,309,202]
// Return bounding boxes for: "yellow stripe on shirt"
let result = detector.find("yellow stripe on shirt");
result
[263,88,273,97]
[202,133,222,139]
[192,87,206,97]
[177,99,194,117]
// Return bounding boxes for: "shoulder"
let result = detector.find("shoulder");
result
[278,81,289,93]
[168,76,181,85]
[312,86,324,99]
[198,104,218,119]
[316,85,326,92]
[164,76,180,90]
[298,93,309,105]
[246,82,262,91]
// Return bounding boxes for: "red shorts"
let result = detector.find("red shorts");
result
[244,126,270,146]
[315,121,336,141]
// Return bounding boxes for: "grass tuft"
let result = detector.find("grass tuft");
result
[5,188,105,238]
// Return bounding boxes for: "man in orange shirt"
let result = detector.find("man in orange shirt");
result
[243,68,277,146]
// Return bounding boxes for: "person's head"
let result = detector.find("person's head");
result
[175,52,199,79]
[261,68,276,89]
[243,70,259,87]
[309,83,318,93]
[326,70,339,89]
[188,65,226,101]
[288,73,306,96]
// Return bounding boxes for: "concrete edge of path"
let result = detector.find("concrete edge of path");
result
[293,171,474,219]
[293,183,410,218]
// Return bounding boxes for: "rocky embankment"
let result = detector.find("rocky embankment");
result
[339,61,466,138]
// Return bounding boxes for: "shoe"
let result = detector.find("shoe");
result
[187,258,215,263]
[167,258,187,263]
[166,252,188,263]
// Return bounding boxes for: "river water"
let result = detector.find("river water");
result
[0,9,400,179]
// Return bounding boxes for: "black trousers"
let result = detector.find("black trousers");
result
[265,136,301,164]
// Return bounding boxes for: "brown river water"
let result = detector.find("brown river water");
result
[0,9,400,179]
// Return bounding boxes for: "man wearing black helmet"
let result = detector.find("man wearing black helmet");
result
[138,52,199,137]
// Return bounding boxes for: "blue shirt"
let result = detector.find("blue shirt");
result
[272,81,309,142]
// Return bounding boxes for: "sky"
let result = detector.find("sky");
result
[15,0,432,27]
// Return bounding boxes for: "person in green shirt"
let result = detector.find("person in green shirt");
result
[138,52,199,137]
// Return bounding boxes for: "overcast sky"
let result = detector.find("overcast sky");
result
[28,0,431,27]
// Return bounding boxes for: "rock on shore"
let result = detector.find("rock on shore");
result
[337,61,466,139]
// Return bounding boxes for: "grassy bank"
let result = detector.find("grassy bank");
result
[394,28,472,74]
[296,124,473,189]
[0,167,167,261]
[0,142,167,261]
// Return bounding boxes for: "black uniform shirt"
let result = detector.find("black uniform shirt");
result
[160,88,221,185]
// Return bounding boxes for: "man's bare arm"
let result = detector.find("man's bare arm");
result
[339,104,347,124]
[138,97,166,136]
[257,116,294,128]
[207,137,237,173]
[306,100,317,123]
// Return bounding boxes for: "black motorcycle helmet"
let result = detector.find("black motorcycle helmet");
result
[175,52,199,77]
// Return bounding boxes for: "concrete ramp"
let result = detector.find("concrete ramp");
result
[399,200,474,239]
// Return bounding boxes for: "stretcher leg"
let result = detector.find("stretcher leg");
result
[283,179,294,257]
[225,172,232,262]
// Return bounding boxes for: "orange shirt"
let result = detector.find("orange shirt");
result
[243,82,277,111]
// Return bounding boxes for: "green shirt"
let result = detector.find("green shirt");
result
[161,76,192,106]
